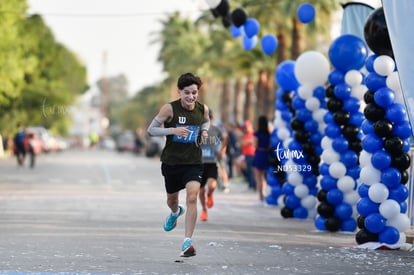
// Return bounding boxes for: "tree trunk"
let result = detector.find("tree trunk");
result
[265,70,275,120]
[243,78,255,124]
[220,80,231,125]
[233,78,243,125]
[277,32,287,63]
[291,17,302,60]
[256,70,267,120]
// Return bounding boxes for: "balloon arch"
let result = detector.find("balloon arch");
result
[206,1,412,248]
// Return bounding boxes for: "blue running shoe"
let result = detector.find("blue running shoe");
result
[163,205,185,232]
[180,238,196,257]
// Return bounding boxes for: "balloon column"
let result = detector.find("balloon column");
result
[267,60,300,206]
[355,7,411,246]
[279,51,329,219]
[315,34,368,232]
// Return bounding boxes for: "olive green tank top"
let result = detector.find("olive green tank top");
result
[161,99,205,165]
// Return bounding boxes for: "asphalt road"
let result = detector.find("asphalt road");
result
[0,149,413,275]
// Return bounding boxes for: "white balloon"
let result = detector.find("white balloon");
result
[379,199,401,219]
[386,213,410,232]
[295,51,330,88]
[345,70,363,87]
[294,184,309,198]
[312,108,327,123]
[277,127,290,141]
[205,0,221,8]
[359,165,381,185]
[288,172,303,186]
[305,97,320,111]
[298,85,314,100]
[398,232,406,244]
[359,151,372,167]
[350,84,367,101]
[386,71,401,92]
[329,162,347,179]
[321,136,333,150]
[374,55,395,76]
[368,183,389,203]
[301,195,316,209]
[277,195,285,207]
[344,191,360,205]
[321,148,340,164]
[337,176,355,193]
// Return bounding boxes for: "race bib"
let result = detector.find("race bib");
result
[173,125,200,143]
[201,146,215,159]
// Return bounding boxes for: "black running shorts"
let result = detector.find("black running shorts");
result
[161,163,203,194]
[201,162,218,187]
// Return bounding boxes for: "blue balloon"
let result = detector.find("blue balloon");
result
[346,166,360,180]
[292,96,305,109]
[285,194,301,209]
[261,34,278,55]
[341,218,357,232]
[230,24,244,38]
[242,35,257,50]
[362,134,383,153]
[319,163,330,175]
[374,87,395,108]
[334,83,352,100]
[379,226,400,245]
[361,119,374,135]
[294,206,308,219]
[304,119,318,133]
[349,112,364,127]
[313,86,326,101]
[303,175,317,188]
[388,185,409,203]
[365,72,386,91]
[356,197,379,217]
[400,201,407,213]
[323,112,334,124]
[335,202,353,219]
[281,111,293,122]
[282,183,295,195]
[386,103,407,124]
[297,3,315,23]
[327,189,344,205]
[371,150,391,170]
[275,60,300,91]
[315,215,327,231]
[365,54,377,72]
[392,121,412,139]
[266,195,278,206]
[320,175,337,191]
[243,18,260,38]
[266,173,279,187]
[381,167,401,188]
[325,123,342,138]
[364,213,386,233]
[328,69,345,85]
[358,184,370,198]
[343,97,361,113]
[332,137,349,153]
[329,34,368,72]
[341,150,358,167]
[296,108,312,122]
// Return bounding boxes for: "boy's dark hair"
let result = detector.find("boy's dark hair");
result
[177,72,203,90]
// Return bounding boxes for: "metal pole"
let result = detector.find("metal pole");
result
[408,145,414,226]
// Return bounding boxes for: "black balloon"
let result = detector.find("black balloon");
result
[317,190,328,202]
[231,7,248,27]
[333,111,350,126]
[391,153,411,171]
[222,13,232,28]
[290,119,304,131]
[211,0,230,18]
[302,142,315,154]
[349,140,362,153]
[325,217,342,232]
[364,103,385,122]
[357,215,365,229]
[363,90,375,104]
[373,120,393,138]
[327,98,343,112]
[364,7,394,58]
[317,202,335,218]
[401,170,409,184]
[294,130,309,143]
[384,136,404,156]
[325,85,335,98]
[281,206,294,218]
[356,229,379,244]
[342,125,360,140]
[281,91,293,103]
